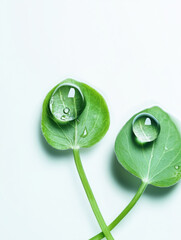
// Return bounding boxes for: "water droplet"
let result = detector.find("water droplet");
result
[81,128,88,138]
[165,146,168,150]
[63,107,70,114]
[175,165,179,170]
[49,83,85,123]
[132,113,160,143]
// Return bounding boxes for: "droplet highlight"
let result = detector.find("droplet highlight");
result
[49,83,85,123]
[68,88,75,98]
[175,165,179,170]
[132,113,160,143]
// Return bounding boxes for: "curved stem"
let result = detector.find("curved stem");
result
[73,149,114,240]
[90,181,148,240]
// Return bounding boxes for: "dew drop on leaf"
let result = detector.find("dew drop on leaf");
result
[49,84,85,123]
[175,165,179,170]
[81,127,88,138]
[132,113,160,143]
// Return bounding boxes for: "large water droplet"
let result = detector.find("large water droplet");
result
[132,113,160,143]
[49,83,85,123]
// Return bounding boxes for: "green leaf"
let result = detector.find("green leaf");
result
[115,106,181,187]
[41,79,110,150]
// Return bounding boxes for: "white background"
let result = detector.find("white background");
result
[1,0,181,239]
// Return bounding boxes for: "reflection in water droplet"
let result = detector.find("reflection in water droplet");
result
[49,98,54,105]
[49,83,85,123]
[132,113,160,143]
[81,128,88,138]
[145,118,151,125]
[63,107,70,114]
[165,147,168,150]
[68,88,75,98]
[61,115,66,120]
[175,165,179,170]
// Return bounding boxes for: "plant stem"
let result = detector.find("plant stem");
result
[73,149,114,240]
[89,181,148,240]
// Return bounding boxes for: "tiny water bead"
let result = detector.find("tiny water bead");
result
[49,84,85,123]
[175,165,179,170]
[132,113,160,143]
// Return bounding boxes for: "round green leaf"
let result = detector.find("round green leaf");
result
[41,79,110,150]
[115,106,181,187]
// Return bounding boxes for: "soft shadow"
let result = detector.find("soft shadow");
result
[145,182,177,198]
[38,116,72,160]
[110,152,178,198]
[111,152,140,191]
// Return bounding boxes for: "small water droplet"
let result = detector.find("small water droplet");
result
[165,147,168,150]
[49,83,85,124]
[81,128,88,138]
[132,113,160,143]
[63,107,70,114]
[175,165,179,170]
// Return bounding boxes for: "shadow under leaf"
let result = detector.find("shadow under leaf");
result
[38,115,72,160]
[110,152,178,198]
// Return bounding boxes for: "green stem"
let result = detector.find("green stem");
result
[73,149,114,240]
[90,181,148,240]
